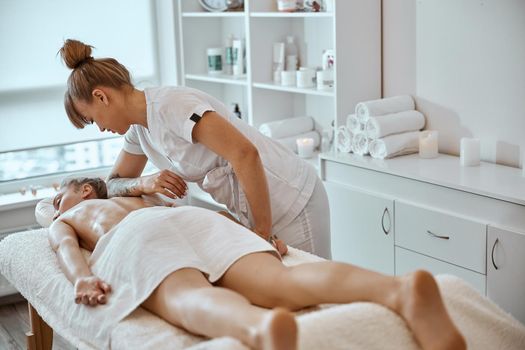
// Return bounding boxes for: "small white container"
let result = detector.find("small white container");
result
[207,48,223,75]
[277,0,296,12]
[316,69,334,90]
[296,67,315,88]
[281,70,296,86]
[296,137,315,158]
[460,138,480,167]
[419,130,439,158]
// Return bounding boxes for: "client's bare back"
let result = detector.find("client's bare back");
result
[59,197,153,250]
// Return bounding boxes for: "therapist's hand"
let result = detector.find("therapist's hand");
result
[140,170,188,199]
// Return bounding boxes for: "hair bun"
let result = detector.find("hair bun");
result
[59,39,94,70]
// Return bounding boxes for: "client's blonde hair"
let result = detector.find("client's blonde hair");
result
[61,177,108,199]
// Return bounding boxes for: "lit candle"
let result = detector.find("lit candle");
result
[296,137,315,158]
[460,138,480,167]
[419,130,438,159]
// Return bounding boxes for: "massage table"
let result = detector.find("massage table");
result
[1,197,525,349]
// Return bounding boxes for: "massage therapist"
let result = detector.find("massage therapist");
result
[59,39,331,258]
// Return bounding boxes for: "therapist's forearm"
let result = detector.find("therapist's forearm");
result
[106,174,144,197]
[232,149,272,238]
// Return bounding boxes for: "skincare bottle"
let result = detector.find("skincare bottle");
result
[232,38,245,76]
[232,103,242,119]
[273,42,285,84]
[224,34,234,75]
[285,36,298,71]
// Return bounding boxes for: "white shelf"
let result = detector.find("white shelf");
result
[182,12,245,18]
[250,12,333,18]
[253,82,334,97]
[185,73,248,86]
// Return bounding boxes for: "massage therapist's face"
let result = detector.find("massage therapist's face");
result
[74,88,130,135]
[52,185,86,220]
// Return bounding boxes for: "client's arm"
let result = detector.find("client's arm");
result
[49,220,111,306]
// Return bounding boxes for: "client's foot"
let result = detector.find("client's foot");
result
[397,270,466,350]
[253,308,297,350]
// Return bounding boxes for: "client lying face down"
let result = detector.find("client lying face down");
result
[49,177,466,350]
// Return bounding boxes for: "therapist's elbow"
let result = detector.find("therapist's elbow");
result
[232,143,260,165]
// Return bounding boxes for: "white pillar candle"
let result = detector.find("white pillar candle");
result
[296,137,315,158]
[281,70,296,86]
[419,130,439,159]
[460,138,480,167]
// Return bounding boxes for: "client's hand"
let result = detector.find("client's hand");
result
[140,170,187,199]
[74,276,112,307]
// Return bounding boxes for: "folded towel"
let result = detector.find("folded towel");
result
[336,126,353,153]
[275,130,320,153]
[365,110,425,140]
[259,116,314,139]
[345,114,363,133]
[369,131,420,159]
[351,132,369,155]
[355,95,415,123]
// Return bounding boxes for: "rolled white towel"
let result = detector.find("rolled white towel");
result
[365,110,425,140]
[369,131,420,159]
[346,114,363,133]
[355,95,415,123]
[352,132,369,155]
[275,130,320,153]
[259,116,314,139]
[336,126,353,153]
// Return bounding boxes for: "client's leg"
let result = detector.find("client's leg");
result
[217,253,466,350]
[141,268,297,350]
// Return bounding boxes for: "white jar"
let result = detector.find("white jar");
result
[316,69,334,90]
[296,67,315,88]
[281,70,296,86]
[277,0,296,12]
[207,48,223,75]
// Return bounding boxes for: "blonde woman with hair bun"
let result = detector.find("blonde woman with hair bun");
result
[59,39,331,259]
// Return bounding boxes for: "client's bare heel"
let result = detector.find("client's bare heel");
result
[255,308,297,350]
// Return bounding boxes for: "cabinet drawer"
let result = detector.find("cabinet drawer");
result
[395,201,486,273]
[396,247,486,295]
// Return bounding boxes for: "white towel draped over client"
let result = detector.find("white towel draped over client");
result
[66,206,279,349]
[258,116,314,139]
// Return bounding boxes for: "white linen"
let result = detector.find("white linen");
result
[345,113,362,133]
[1,229,525,350]
[369,131,420,159]
[123,86,318,240]
[365,110,425,140]
[336,126,352,153]
[351,131,369,155]
[275,130,320,153]
[258,116,314,139]
[355,95,415,123]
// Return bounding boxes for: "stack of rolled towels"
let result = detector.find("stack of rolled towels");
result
[259,116,320,153]
[338,95,425,159]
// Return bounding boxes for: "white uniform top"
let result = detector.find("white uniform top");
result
[123,86,318,234]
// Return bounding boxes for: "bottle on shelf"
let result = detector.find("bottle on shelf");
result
[232,103,242,119]
[224,34,234,75]
[232,37,245,76]
[285,35,298,71]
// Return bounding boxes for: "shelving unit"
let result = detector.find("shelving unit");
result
[176,0,381,207]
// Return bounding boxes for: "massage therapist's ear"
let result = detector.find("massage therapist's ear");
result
[92,88,109,106]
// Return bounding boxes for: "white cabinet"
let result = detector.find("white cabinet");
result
[487,226,525,324]
[176,0,381,207]
[324,182,394,275]
[320,152,525,324]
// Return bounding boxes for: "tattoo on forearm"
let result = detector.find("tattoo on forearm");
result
[107,173,141,197]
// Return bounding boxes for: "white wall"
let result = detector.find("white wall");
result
[383,0,525,167]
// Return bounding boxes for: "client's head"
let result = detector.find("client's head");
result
[53,177,108,220]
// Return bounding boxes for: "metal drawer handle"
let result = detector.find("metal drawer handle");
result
[381,207,390,235]
[426,230,450,240]
[491,238,499,270]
